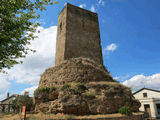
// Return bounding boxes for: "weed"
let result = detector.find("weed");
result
[83,92,95,99]
[118,106,132,115]
[61,84,70,91]
[34,86,56,95]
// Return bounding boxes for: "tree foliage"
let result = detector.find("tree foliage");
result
[12,92,34,111]
[0,0,58,72]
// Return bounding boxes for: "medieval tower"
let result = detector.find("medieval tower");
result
[55,3,103,65]
[34,3,140,115]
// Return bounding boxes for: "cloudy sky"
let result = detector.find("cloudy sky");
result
[1,0,160,100]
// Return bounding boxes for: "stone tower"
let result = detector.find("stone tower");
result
[55,3,103,65]
[34,3,140,115]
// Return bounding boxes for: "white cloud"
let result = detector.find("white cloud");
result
[114,74,130,82]
[21,85,38,96]
[0,91,8,102]
[98,0,105,6]
[3,26,57,85]
[123,73,160,91]
[90,5,96,12]
[79,4,86,8]
[0,75,10,100]
[104,43,118,52]
[64,2,67,6]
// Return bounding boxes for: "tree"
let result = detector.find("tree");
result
[0,0,58,72]
[12,92,34,112]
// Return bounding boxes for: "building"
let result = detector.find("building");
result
[1,93,18,104]
[133,88,160,119]
[0,93,18,112]
[55,3,103,65]
[0,92,34,113]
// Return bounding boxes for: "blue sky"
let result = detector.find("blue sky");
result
[0,0,160,100]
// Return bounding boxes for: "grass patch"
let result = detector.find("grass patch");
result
[61,83,70,91]
[34,86,56,94]
[83,92,95,98]
[26,117,40,120]
[66,115,76,120]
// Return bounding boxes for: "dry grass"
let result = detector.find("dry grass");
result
[0,113,20,120]
[0,112,143,120]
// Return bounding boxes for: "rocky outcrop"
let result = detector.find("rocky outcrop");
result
[38,58,114,88]
[34,58,140,115]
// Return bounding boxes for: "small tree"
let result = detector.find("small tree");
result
[12,92,34,112]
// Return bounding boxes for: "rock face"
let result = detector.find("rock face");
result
[39,58,113,87]
[34,58,140,114]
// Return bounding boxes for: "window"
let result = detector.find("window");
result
[156,104,160,114]
[143,93,147,97]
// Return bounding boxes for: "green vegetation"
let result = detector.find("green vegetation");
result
[61,83,70,91]
[34,86,56,94]
[76,83,86,89]
[0,0,58,73]
[66,115,76,120]
[118,106,132,115]
[83,92,95,98]
[12,92,34,112]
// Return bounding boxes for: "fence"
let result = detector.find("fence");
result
[0,104,20,113]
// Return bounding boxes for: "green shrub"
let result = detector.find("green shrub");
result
[34,86,56,95]
[12,92,34,112]
[61,83,70,91]
[49,86,56,92]
[118,106,132,115]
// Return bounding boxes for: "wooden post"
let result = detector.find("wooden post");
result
[21,106,26,120]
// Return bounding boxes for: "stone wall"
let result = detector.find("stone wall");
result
[55,3,103,65]
[55,4,67,65]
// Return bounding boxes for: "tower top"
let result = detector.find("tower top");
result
[55,3,103,65]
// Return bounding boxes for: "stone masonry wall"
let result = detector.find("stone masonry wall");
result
[55,5,67,65]
[55,3,103,65]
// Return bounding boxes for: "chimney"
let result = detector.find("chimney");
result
[7,92,9,98]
